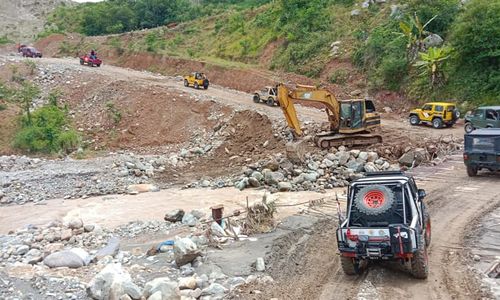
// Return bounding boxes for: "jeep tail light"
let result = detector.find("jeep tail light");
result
[463,153,468,160]
[346,228,358,242]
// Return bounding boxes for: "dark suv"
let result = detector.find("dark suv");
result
[336,171,431,279]
[21,47,42,58]
[463,128,500,176]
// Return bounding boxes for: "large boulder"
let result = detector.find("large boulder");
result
[43,248,90,268]
[398,148,427,167]
[201,283,227,298]
[142,277,178,300]
[337,151,350,166]
[87,263,141,300]
[346,160,364,173]
[264,159,279,171]
[164,209,185,223]
[264,171,285,185]
[423,34,444,48]
[173,238,201,266]
[181,213,198,227]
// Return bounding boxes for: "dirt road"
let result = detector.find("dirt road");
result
[5,56,465,141]
[245,155,499,300]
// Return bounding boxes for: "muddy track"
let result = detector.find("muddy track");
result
[239,156,499,300]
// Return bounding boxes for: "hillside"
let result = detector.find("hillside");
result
[37,0,500,107]
[0,0,72,42]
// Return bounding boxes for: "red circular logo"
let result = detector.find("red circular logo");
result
[363,190,385,208]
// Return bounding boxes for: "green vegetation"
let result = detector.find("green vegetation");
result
[106,102,122,125]
[12,84,80,153]
[43,0,499,106]
[0,35,12,45]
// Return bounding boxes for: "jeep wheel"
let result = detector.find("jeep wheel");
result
[353,185,394,216]
[409,115,420,126]
[464,123,474,133]
[432,118,443,129]
[467,165,478,177]
[340,256,363,275]
[184,80,189,87]
[266,97,275,106]
[410,235,429,279]
[80,59,84,65]
[194,82,199,89]
[253,95,260,103]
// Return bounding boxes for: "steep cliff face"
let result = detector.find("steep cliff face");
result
[0,0,71,42]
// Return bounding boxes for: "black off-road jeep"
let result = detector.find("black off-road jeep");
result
[463,128,500,176]
[336,171,431,279]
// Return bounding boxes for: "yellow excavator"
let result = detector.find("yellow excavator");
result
[277,83,382,149]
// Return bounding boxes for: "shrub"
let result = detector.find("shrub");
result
[329,69,349,84]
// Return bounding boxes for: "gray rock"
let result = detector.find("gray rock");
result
[264,171,285,185]
[367,152,379,162]
[43,249,89,268]
[66,218,83,230]
[398,148,427,167]
[178,276,197,290]
[87,263,141,300]
[201,283,228,297]
[358,152,368,161]
[147,291,162,300]
[182,213,198,227]
[210,222,226,237]
[278,182,292,192]
[235,178,248,190]
[174,238,201,266]
[364,162,378,173]
[164,209,185,223]
[307,161,319,171]
[346,160,364,173]
[142,277,177,299]
[84,224,95,232]
[350,149,361,158]
[322,158,334,167]
[24,248,43,264]
[337,151,350,166]
[375,159,384,165]
[256,257,265,272]
[16,245,29,256]
[190,209,205,220]
[264,159,279,171]
[248,177,261,187]
[250,171,263,181]
[93,237,120,262]
[227,277,246,289]
[423,34,444,48]
[351,9,361,16]
[303,172,319,182]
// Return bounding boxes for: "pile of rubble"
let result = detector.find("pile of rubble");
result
[196,146,399,193]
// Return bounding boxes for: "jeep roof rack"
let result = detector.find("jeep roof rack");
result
[364,171,405,177]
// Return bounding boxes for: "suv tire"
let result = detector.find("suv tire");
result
[353,185,394,216]
[432,118,443,129]
[266,97,275,106]
[410,235,429,279]
[253,95,260,103]
[340,256,363,275]
[184,80,189,87]
[467,165,478,177]
[409,115,420,126]
[464,123,474,133]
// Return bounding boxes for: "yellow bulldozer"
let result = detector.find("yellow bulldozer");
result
[276,83,382,149]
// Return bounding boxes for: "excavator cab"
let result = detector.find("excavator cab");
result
[340,100,379,132]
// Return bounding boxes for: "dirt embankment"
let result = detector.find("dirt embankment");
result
[33,33,371,100]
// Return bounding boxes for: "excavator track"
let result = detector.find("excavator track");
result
[315,133,382,149]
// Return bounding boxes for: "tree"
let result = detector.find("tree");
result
[15,82,40,126]
[413,46,452,88]
[399,14,437,61]
[449,0,500,102]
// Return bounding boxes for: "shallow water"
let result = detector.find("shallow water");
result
[472,207,500,298]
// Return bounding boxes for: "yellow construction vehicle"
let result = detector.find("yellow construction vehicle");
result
[277,83,382,148]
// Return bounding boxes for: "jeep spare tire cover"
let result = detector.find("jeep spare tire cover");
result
[353,185,394,216]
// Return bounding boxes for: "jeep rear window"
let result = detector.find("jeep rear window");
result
[469,137,500,152]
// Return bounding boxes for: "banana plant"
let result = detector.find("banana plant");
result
[399,14,437,61]
[413,46,452,88]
